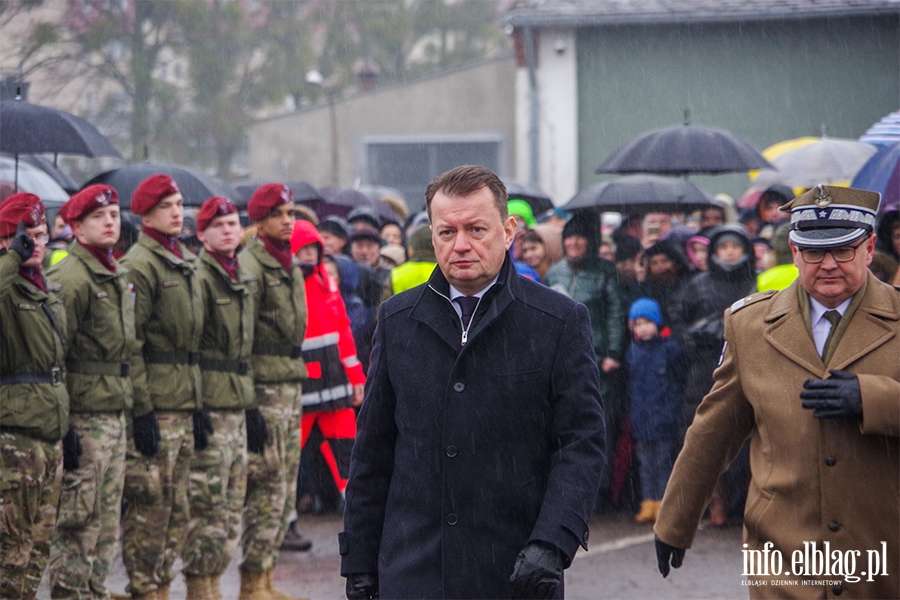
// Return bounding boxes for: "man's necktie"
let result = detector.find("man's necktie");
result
[822,310,842,358]
[455,296,479,328]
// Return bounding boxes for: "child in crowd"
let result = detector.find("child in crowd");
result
[625,297,687,524]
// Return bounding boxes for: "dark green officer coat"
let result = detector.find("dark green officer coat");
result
[48,242,136,413]
[197,250,256,410]
[121,233,203,417]
[0,250,69,442]
[239,237,307,384]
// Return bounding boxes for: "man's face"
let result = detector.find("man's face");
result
[73,205,121,250]
[792,235,875,309]
[351,238,381,266]
[255,203,296,242]
[647,253,675,278]
[3,222,48,268]
[142,193,184,236]
[564,235,589,261]
[760,200,782,223]
[319,230,346,255]
[701,208,725,229]
[198,213,242,256]
[51,214,69,239]
[430,185,515,296]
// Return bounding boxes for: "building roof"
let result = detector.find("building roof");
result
[504,0,900,27]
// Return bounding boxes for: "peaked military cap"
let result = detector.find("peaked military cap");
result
[779,184,881,248]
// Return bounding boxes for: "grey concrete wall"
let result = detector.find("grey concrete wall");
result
[576,15,900,200]
[249,55,516,191]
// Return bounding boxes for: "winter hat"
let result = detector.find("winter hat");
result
[379,243,406,266]
[349,225,383,245]
[63,184,118,224]
[0,192,45,237]
[643,239,690,274]
[614,235,641,263]
[347,205,381,230]
[562,210,601,256]
[131,174,180,215]
[318,216,350,240]
[197,196,238,232]
[248,183,293,221]
[507,200,537,227]
[629,297,663,326]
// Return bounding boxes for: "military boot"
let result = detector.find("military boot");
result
[185,575,213,600]
[239,568,270,600]
[265,568,308,600]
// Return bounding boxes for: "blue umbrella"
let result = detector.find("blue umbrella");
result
[859,110,900,147]
[852,142,900,211]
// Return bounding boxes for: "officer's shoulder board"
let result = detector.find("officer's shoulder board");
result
[729,289,777,314]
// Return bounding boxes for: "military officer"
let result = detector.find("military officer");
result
[120,175,205,600]
[181,197,266,599]
[239,184,307,600]
[46,185,136,599]
[655,185,900,598]
[0,193,70,600]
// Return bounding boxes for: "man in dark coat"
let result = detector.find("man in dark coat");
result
[340,166,606,599]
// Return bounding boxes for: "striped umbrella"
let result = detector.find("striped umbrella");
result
[860,110,900,147]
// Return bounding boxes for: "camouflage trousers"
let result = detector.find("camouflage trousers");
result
[48,412,126,600]
[240,382,302,573]
[121,411,193,596]
[182,410,247,577]
[0,431,62,600]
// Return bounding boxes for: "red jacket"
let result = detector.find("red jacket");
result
[291,220,365,412]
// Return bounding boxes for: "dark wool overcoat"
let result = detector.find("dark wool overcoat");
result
[340,256,606,599]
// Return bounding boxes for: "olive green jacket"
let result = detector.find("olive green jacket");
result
[48,242,136,414]
[121,233,203,417]
[239,237,307,384]
[197,251,256,410]
[0,250,69,442]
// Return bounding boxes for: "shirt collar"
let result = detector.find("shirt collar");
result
[809,295,852,326]
[448,273,500,301]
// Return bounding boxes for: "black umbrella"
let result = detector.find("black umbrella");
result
[83,162,238,209]
[596,123,773,175]
[564,175,714,214]
[1,98,122,190]
[501,179,554,214]
[234,180,323,209]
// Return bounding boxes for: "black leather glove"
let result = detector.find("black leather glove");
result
[133,411,160,457]
[509,541,564,599]
[345,572,379,599]
[800,370,862,420]
[245,408,269,454]
[10,221,34,262]
[192,409,214,451]
[655,535,685,578]
[62,426,82,472]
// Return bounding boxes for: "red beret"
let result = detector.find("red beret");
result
[63,184,119,224]
[197,196,238,232]
[248,183,293,221]
[0,192,46,237]
[131,174,180,215]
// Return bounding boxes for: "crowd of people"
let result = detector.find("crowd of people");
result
[3,169,900,599]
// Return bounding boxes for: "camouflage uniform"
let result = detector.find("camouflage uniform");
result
[239,237,307,574]
[0,250,68,599]
[182,251,255,579]
[47,241,136,599]
[119,233,202,597]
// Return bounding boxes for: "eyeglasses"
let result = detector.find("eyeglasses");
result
[798,238,867,264]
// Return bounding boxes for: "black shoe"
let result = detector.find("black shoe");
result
[280,521,313,552]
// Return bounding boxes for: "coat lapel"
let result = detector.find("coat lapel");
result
[763,282,824,377]
[829,273,900,371]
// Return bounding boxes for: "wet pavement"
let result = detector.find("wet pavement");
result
[40,511,746,599]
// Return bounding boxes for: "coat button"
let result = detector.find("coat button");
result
[446,445,458,457]
[825,456,836,466]
[447,513,458,525]
[829,521,841,531]
[832,585,842,595]
[582,531,589,544]
[453,382,465,392]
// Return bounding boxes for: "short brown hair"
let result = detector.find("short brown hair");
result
[425,165,508,221]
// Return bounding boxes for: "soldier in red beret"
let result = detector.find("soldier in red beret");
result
[119,174,206,600]
[0,193,71,599]
[237,183,309,599]
[45,184,137,599]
